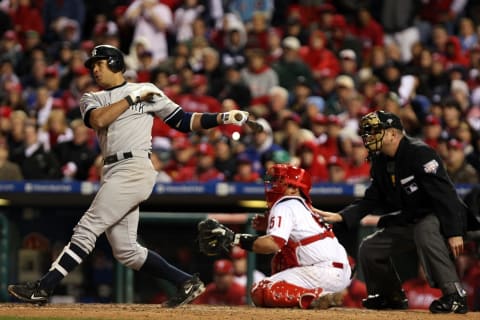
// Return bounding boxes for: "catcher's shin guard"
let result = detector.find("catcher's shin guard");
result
[251,280,323,309]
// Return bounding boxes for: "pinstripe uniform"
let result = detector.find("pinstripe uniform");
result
[73,83,182,269]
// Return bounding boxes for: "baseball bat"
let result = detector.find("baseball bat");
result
[246,119,264,133]
[233,113,264,133]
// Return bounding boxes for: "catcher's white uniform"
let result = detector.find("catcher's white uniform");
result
[265,195,351,290]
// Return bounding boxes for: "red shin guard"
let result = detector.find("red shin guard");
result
[251,280,323,308]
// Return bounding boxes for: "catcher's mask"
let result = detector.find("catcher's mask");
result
[264,164,312,208]
[359,110,403,154]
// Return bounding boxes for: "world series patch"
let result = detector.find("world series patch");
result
[423,159,439,174]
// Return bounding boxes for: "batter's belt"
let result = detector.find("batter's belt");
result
[104,150,151,165]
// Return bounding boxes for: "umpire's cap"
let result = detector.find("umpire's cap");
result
[84,45,125,73]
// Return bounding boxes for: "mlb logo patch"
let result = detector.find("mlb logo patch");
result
[423,159,439,174]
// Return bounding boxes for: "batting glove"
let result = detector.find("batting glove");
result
[125,84,162,106]
[221,110,249,126]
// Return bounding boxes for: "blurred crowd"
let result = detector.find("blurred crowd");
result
[0,0,480,185]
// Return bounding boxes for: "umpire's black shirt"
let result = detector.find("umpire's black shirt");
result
[339,136,467,238]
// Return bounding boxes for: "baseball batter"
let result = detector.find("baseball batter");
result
[8,44,249,307]
[198,164,351,309]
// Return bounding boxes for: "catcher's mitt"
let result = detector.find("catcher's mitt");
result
[197,218,235,256]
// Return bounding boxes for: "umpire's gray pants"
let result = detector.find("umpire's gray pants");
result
[359,214,460,296]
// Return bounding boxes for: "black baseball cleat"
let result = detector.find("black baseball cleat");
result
[8,281,51,305]
[429,293,468,314]
[362,293,408,310]
[163,274,205,308]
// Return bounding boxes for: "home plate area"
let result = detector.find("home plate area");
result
[0,304,478,320]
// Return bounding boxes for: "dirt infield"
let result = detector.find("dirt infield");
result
[0,304,478,320]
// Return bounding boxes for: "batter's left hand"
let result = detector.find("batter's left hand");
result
[448,236,463,258]
[221,110,249,126]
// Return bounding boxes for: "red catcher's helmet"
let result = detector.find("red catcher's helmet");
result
[264,164,312,208]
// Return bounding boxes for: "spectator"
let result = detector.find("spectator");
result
[192,259,247,305]
[345,138,371,184]
[164,135,197,181]
[349,7,384,64]
[265,28,283,64]
[283,15,308,45]
[272,36,314,93]
[42,0,85,44]
[263,86,289,132]
[403,265,443,310]
[0,139,22,180]
[200,47,225,99]
[422,115,443,149]
[444,138,479,184]
[230,246,265,288]
[37,109,73,151]
[458,17,478,53]
[233,153,260,183]
[8,0,44,48]
[300,30,339,80]
[232,0,274,31]
[242,118,285,175]
[338,49,360,84]
[175,74,222,113]
[213,135,237,181]
[150,151,172,183]
[288,76,313,117]
[5,109,27,152]
[216,64,252,109]
[124,37,151,72]
[220,26,247,69]
[279,112,314,158]
[10,120,62,179]
[376,0,420,63]
[172,0,205,43]
[175,142,224,182]
[245,10,272,49]
[325,75,356,116]
[296,140,328,183]
[317,115,344,161]
[125,0,173,64]
[327,155,349,183]
[0,30,22,68]
[52,119,96,181]
[241,48,278,104]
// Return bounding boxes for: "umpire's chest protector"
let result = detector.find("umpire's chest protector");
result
[373,137,451,219]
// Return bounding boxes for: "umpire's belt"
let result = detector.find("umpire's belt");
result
[104,150,151,165]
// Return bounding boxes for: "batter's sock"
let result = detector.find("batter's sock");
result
[39,242,88,291]
[140,250,190,285]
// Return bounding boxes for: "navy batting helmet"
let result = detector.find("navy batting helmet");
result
[84,45,125,73]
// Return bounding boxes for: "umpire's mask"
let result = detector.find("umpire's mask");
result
[359,110,403,154]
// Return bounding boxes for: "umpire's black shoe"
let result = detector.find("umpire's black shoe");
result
[8,281,50,304]
[362,293,408,310]
[163,274,205,308]
[429,293,468,314]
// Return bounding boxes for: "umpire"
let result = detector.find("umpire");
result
[317,110,468,314]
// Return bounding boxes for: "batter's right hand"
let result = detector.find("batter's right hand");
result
[125,84,162,105]
[313,208,343,223]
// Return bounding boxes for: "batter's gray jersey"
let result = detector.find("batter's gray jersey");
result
[79,82,180,157]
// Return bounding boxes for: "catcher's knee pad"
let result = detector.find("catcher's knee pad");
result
[263,281,323,308]
[112,244,148,270]
[251,280,271,307]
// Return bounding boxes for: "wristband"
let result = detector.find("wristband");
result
[236,234,257,251]
[200,113,219,129]
[125,95,134,106]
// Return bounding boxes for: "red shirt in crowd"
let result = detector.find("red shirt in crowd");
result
[192,281,247,305]
[403,278,442,310]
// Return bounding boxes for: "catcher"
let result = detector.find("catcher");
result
[198,164,351,309]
